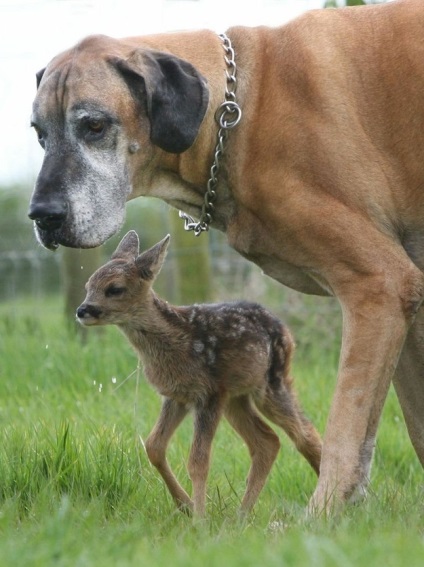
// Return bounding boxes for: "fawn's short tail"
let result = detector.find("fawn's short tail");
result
[263,323,322,475]
[267,323,295,389]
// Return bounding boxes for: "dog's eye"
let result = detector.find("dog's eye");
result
[31,124,45,148]
[105,285,126,298]
[84,118,106,140]
[88,119,104,133]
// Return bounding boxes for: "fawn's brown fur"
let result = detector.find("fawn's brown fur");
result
[77,231,322,516]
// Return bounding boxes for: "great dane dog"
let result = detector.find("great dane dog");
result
[28,0,424,512]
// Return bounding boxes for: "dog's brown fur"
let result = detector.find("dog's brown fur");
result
[29,0,424,511]
[77,231,322,517]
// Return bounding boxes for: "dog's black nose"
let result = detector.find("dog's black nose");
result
[28,201,67,231]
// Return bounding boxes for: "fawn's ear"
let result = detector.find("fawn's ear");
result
[135,234,170,280]
[111,230,140,260]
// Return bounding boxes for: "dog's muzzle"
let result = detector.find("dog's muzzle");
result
[28,199,69,250]
[28,203,68,232]
[28,200,68,232]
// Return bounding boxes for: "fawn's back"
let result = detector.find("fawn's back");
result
[130,299,295,404]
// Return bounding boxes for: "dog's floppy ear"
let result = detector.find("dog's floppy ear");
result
[36,68,46,89]
[110,50,209,154]
[111,230,140,260]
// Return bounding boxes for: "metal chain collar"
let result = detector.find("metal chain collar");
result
[179,33,242,236]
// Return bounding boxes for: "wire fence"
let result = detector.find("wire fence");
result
[0,249,61,302]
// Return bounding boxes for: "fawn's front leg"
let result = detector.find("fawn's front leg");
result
[189,395,223,517]
[144,397,193,512]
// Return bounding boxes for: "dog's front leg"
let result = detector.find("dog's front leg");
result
[393,308,424,468]
[310,261,424,514]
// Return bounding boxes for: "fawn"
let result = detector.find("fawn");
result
[77,231,322,517]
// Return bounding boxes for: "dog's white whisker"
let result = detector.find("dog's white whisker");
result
[111,367,139,392]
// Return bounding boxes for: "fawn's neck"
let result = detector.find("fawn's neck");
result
[119,291,188,351]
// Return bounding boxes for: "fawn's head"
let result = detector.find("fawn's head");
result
[76,230,170,327]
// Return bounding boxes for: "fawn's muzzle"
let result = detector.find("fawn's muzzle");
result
[76,304,102,322]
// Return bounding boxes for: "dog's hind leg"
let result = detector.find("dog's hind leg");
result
[393,308,424,467]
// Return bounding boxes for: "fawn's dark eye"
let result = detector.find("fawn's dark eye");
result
[105,285,126,298]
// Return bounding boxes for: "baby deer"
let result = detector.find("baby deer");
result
[77,231,322,517]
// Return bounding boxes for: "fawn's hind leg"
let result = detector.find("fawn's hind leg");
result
[144,397,193,512]
[257,387,322,475]
[224,395,281,515]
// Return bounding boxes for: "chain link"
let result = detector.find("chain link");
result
[179,33,242,236]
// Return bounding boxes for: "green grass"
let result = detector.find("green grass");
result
[0,297,423,566]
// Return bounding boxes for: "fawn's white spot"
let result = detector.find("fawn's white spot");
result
[193,340,205,353]
[206,349,216,365]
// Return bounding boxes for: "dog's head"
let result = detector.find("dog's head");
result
[28,34,209,250]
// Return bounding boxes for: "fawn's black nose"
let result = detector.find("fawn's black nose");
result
[76,304,102,320]
[76,306,87,319]
[28,201,68,231]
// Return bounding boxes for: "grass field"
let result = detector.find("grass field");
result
[0,297,423,566]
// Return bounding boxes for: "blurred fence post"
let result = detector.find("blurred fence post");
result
[168,211,212,304]
[61,247,103,333]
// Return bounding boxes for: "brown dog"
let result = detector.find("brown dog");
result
[28,0,424,512]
